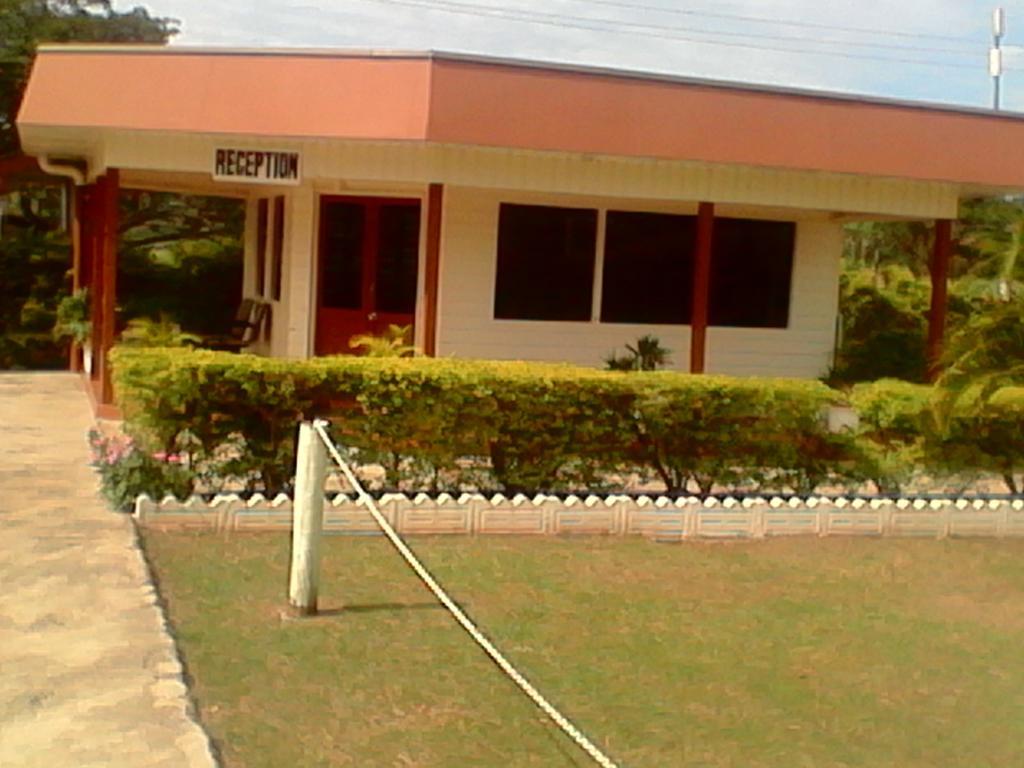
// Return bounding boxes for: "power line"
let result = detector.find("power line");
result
[562,0,981,47]
[384,0,981,58]
[359,0,982,62]
[355,0,981,70]
[541,3,983,58]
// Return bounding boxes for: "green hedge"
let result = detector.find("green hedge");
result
[110,347,1024,497]
[849,379,1024,494]
[929,387,1024,493]
[628,373,845,493]
[111,347,850,495]
[849,379,933,494]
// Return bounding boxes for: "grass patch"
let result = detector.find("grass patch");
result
[144,533,1024,767]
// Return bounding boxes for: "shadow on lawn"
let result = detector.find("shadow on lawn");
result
[315,602,445,617]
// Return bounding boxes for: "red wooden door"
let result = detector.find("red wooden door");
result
[315,196,421,355]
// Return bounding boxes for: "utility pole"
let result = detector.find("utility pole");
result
[991,7,1006,110]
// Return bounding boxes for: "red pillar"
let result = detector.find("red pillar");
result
[927,219,953,382]
[83,184,102,383]
[69,183,83,372]
[690,202,714,374]
[423,183,444,357]
[96,170,119,405]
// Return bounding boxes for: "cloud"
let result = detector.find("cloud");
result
[112,0,1022,109]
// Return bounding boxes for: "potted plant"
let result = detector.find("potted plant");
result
[53,288,91,372]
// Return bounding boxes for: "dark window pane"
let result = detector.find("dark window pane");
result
[321,201,364,310]
[709,218,794,328]
[376,204,420,314]
[601,211,694,324]
[271,196,285,302]
[494,203,597,321]
[255,199,268,297]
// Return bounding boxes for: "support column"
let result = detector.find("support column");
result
[284,186,316,358]
[97,170,119,405]
[423,183,444,357]
[927,218,953,382]
[69,183,83,372]
[85,184,102,382]
[690,201,714,374]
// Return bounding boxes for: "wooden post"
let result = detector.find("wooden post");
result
[89,181,103,383]
[69,183,83,372]
[97,169,119,404]
[423,183,444,356]
[289,421,328,616]
[690,202,715,374]
[927,219,953,382]
[81,184,100,380]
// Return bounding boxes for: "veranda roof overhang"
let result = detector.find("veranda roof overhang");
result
[17,45,1024,211]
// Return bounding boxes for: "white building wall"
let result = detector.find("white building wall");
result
[240,188,316,358]
[240,196,271,357]
[705,221,842,377]
[436,186,842,378]
[282,185,317,358]
[96,130,962,219]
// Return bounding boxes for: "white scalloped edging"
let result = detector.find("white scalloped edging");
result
[133,493,1024,540]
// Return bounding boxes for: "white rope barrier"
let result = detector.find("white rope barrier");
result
[312,419,622,768]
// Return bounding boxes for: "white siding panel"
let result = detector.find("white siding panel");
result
[99,130,960,219]
[437,187,841,378]
[282,185,316,358]
[242,196,272,358]
[707,221,842,378]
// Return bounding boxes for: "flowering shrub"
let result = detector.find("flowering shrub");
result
[87,429,194,511]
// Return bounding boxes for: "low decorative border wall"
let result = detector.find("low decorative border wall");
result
[135,493,1024,540]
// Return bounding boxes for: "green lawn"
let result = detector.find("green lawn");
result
[143,532,1024,768]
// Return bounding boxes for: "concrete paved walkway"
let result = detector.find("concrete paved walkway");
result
[0,373,216,768]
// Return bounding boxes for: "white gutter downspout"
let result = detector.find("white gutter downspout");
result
[36,156,89,301]
[37,155,87,186]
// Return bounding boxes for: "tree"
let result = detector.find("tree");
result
[836,199,1024,385]
[831,265,931,383]
[1,0,177,157]
[843,220,934,281]
[117,191,244,336]
[955,197,1024,303]
[939,299,1024,397]
[0,183,70,367]
[0,1,180,368]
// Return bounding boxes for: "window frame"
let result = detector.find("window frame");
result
[708,216,796,330]
[599,209,698,326]
[255,198,268,298]
[270,195,285,302]
[488,199,798,331]
[492,202,599,323]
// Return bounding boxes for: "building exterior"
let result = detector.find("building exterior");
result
[17,45,1024,413]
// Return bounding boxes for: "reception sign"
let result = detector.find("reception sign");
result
[213,148,301,185]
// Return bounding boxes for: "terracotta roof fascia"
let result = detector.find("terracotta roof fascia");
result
[429,52,1024,123]
[20,45,1024,190]
[31,43,1024,123]
[35,43,436,61]
[424,53,436,143]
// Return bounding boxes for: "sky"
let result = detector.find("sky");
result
[111,0,1024,111]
